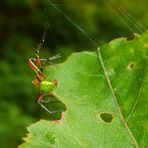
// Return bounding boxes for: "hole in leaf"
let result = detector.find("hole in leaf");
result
[144,123,148,129]
[100,112,113,123]
[37,95,66,121]
[127,62,135,70]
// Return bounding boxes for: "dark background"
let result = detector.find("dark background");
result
[0,0,147,147]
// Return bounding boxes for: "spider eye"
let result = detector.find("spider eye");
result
[50,83,54,86]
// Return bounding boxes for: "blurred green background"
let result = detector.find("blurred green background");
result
[0,0,147,147]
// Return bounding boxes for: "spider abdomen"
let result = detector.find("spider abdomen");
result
[40,80,55,95]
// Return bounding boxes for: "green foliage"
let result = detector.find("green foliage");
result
[1,0,148,147]
[0,35,36,148]
[0,102,34,147]
[20,31,148,147]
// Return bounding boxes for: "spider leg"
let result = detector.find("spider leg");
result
[30,53,60,68]
[36,93,64,114]
[28,58,41,74]
[46,60,60,68]
[40,98,60,104]
[43,54,61,68]
[30,58,47,62]
[28,58,46,83]
[50,92,56,97]
[48,53,61,61]
[33,54,61,62]
[36,93,45,103]
[29,58,47,69]
[39,102,63,114]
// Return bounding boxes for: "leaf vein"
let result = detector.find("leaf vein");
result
[97,48,139,148]
[126,84,143,122]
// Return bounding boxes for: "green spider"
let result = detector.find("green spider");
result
[28,49,62,114]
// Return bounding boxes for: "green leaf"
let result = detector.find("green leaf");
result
[20,32,148,148]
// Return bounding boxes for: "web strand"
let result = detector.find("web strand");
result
[37,23,48,52]
[104,0,134,33]
[43,0,145,50]
[112,0,145,32]
[44,0,98,48]
[108,0,145,34]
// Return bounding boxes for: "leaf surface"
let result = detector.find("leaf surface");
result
[20,32,148,148]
